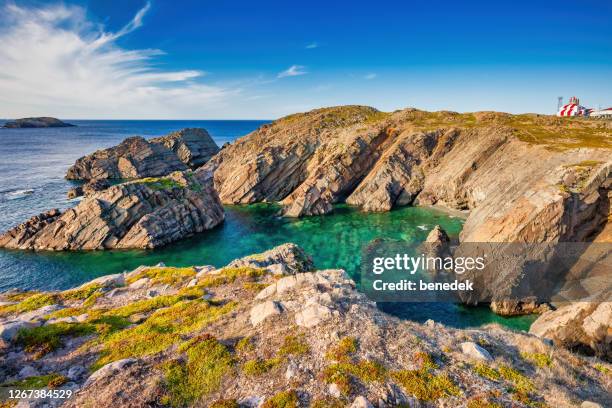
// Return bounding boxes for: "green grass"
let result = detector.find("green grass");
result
[209,400,240,408]
[594,363,610,375]
[278,334,309,357]
[322,360,386,395]
[473,362,501,381]
[93,299,236,370]
[102,294,185,318]
[126,266,196,286]
[521,352,553,368]
[242,357,282,376]
[4,374,67,389]
[325,336,358,362]
[197,267,268,288]
[16,322,95,357]
[499,365,535,394]
[261,390,299,408]
[136,177,183,191]
[391,369,461,401]
[311,397,344,408]
[60,283,104,301]
[467,397,503,408]
[0,293,58,317]
[162,336,234,407]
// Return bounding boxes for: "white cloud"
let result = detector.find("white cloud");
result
[0,2,236,118]
[364,73,377,80]
[305,42,318,49]
[277,65,307,78]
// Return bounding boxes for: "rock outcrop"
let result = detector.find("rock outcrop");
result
[3,117,75,128]
[530,290,611,360]
[66,128,218,180]
[0,171,224,250]
[201,106,611,314]
[151,128,219,168]
[67,179,111,199]
[0,245,609,408]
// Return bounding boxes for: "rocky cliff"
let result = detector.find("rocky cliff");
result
[203,107,611,244]
[0,245,608,408]
[3,117,75,128]
[0,171,224,250]
[66,128,219,180]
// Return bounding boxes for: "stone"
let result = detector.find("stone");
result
[151,128,219,168]
[266,263,287,275]
[195,265,216,278]
[530,291,611,359]
[67,179,110,199]
[295,303,333,328]
[18,365,39,378]
[460,342,493,361]
[0,172,224,250]
[88,273,125,288]
[328,383,342,398]
[67,365,86,381]
[250,301,283,326]
[227,243,314,274]
[186,278,198,287]
[581,402,603,408]
[351,396,374,408]
[84,358,137,386]
[129,278,150,290]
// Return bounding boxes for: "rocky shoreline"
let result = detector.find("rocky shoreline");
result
[0,244,609,407]
[3,117,75,128]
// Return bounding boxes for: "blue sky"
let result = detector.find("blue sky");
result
[0,0,611,119]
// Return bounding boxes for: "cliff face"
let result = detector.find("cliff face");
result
[0,245,608,408]
[204,107,611,244]
[66,128,219,180]
[0,171,224,250]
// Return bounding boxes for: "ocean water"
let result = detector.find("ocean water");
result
[0,120,536,330]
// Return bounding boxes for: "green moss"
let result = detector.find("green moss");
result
[209,399,240,408]
[44,307,84,320]
[473,363,501,381]
[391,369,461,401]
[521,352,553,368]
[325,336,358,361]
[323,360,386,395]
[94,299,235,370]
[278,334,309,357]
[242,357,282,376]
[467,397,503,408]
[137,177,182,191]
[60,283,103,301]
[235,336,254,354]
[594,363,610,375]
[198,267,267,288]
[415,351,438,370]
[261,390,299,408]
[103,294,185,318]
[162,336,233,407]
[126,266,196,286]
[0,293,58,317]
[16,322,95,357]
[311,397,344,408]
[5,374,67,389]
[499,365,534,394]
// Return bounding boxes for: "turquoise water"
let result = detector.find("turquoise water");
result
[0,203,536,330]
[0,120,536,330]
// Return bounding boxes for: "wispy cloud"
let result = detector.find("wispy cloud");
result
[0,2,235,118]
[364,73,377,80]
[277,65,308,78]
[305,42,318,49]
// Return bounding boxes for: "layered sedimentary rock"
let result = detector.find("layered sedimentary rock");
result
[0,171,223,250]
[203,106,611,315]
[3,117,75,128]
[66,128,218,180]
[67,179,111,199]
[151,128,219,168]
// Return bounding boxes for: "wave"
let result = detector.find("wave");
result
[417,225,428,230]
[3,189,35,200]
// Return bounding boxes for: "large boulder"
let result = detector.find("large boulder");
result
[530,291,611,359]
[66,128,218,180]
[227,243,314,273]
[0,171,224,250]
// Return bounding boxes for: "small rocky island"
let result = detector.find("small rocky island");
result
[3,117,75,128]
[0,244,609,407]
